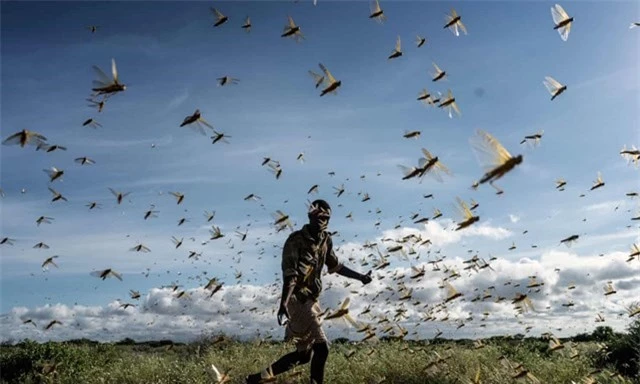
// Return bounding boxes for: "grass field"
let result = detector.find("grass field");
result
[2,326,639,384]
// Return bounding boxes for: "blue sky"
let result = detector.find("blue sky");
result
[1,0,639,342]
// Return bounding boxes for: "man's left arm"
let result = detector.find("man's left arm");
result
[325,236,372,285]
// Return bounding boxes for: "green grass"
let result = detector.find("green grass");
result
[1,337,637,384]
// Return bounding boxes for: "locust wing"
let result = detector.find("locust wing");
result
[308,70,324,88]
[455,197,474,220]
[340,297,351,310]
[444,281,461,300]
[445,9,462,36]
[370,0,386,23]
[551,4,569,26]
[319,63,336,85]
[429,161,452,182]
[111,58,119,83]
[344,313,360,329]
[595,171,603,184]
[469,129,513,172]
[419,148,451,182]
[284,15,297,33]
[558,22,571,41]
[551,4,572,40]
[456,20,467,36]
[198,117,214,130]
[213,8,225,19]
[92,64,112,88]
[451,100,461,116]
[543,76,562,95]
[432,62,444,77]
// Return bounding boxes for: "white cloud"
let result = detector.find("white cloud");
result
[380,220,512,249]
[4,244,637,344]
[509,214,520,223]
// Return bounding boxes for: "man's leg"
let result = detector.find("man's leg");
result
[271,348,312,374]
[245,349,312,383]
[246,319,313,384]
[247,297,318,383]
[309,341,329,384]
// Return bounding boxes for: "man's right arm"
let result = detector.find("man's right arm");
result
[278,235,299,324]
[281,234,300,298]
[281,275,296,307]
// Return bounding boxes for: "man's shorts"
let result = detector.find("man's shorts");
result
[284,296,328,352]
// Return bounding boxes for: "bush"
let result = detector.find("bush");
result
[116,338,136,345]
[592,326,617,343]
[597,318,640,379]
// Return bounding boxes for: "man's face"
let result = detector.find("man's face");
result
[309,205,331,231]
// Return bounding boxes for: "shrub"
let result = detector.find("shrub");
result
[597,318,640,379]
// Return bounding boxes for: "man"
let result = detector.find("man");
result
[246,199,372,384]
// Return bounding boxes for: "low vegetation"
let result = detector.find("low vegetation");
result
[1,322,638,384]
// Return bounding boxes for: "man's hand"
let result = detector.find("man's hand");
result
[360,270,372,285]
[277,302,290,326]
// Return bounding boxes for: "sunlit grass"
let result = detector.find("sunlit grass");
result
[1,336,635,384]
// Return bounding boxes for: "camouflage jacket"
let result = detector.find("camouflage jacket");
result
[281,224,342,302]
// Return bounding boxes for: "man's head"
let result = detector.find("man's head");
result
[308,199,331,232]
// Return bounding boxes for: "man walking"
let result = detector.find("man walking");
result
[246,199,372,384]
